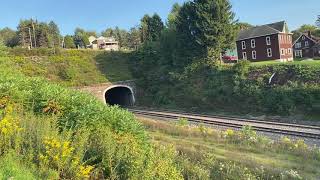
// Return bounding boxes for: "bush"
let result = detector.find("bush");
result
[0,70,182,179]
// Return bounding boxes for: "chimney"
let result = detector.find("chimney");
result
[307,31,312,38]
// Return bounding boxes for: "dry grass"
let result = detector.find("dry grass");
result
[138,116,320,179]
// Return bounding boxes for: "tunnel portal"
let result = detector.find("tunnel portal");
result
[104,86,135,107]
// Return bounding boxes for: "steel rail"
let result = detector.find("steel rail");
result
[129,109,320,139]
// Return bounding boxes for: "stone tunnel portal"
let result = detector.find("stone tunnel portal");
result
[104,86,135,107]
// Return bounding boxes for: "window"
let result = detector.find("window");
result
[252,51,256,59]
[242,52,247,60]
[267,48,272,57]
[281,48,285,55]
[305,41,309,47]
[288,36,291,43]
[279,35,282,42]
[302,36,305,40]
[295,42,301,48]
[288,48,292,54]
[251,39,256,48]
[242,41,246,50]
[295,50,302,57]
[266,36,271,45]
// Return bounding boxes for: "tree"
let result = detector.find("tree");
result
[292,24,320,40]
[150,14,164,41]
[167,3,181,29]
[101,28,114,37]
[73,28,90,48]
[17,19,33,48]
[140,14,164,43]
[64,35,76,48]
[140,15,152,43]
[186,0,237,61]
[316,15,320,27]
[236,22,253,31]
[36,22,50,47]
[128,27,141,50]
[0,27,19,47]
[48,21,61,47]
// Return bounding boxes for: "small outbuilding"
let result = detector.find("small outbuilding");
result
[88,36,119,51]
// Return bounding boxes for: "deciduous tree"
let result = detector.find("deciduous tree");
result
[64,35,76,48]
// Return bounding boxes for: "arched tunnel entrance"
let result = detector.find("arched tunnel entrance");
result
[104,86,135,107]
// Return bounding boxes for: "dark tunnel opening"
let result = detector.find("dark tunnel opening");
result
[105,86,135,107]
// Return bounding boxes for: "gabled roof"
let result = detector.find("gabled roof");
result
[237,21,289,41]
[292,32,320,47]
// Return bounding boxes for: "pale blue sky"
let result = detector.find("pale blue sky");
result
[0,0,319,35]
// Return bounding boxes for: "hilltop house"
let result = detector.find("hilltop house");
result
[88,36,119,51]
[236,21,293,62]
[292,31,320,58]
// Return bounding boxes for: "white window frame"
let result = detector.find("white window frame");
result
[281,48,285,55]
[266,36,271,45]
[288,48,292,54]
[242,52,247,60]
[242,41,246,50]
[302,36,305,40]
[305,41,309,47]
[267,48,272,57]
[295,50,302,57]
[251,39,256,48]
[295,42,301,48]
[252,50,256,59]
[288,36,291,43]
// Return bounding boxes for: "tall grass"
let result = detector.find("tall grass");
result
[0,69,182,179]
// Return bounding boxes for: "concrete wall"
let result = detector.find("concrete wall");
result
[76,80,136,104]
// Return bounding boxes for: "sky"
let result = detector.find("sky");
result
[0,0,319,35]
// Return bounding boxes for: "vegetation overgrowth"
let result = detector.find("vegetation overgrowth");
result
[130,1,320,120]
[0,48,133,86]
[0,69,182,179]
[140,117,320,179]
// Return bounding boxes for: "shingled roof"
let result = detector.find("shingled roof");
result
[237,21,288,41]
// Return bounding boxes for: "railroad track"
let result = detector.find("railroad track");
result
[128,108,320,140]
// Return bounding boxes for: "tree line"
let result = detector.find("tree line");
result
[0,20,141,50]
[0,6,319,51]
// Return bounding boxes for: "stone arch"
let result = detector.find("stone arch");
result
[104,85,135,107]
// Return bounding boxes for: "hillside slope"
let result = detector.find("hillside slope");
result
[0,48,133,86]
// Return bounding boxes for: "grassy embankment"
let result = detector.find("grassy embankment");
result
[0,48,133,86]
[139,117,320,179]
[0,67,181,179]
[0,48,319,179]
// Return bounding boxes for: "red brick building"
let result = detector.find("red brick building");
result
[236,21,293,62]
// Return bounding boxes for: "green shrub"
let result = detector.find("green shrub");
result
[0,152,40,179]
[0,69,183,179]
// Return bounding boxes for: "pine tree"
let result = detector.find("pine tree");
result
[150,14,164,41]
[48,21,61,47]
[167,3,181,29]
[176,0,237,62]
[140,14,164,43]
[140,15,152,43]
[193,0,236,61]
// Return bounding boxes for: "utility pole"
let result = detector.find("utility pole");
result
[28,27,33,49]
